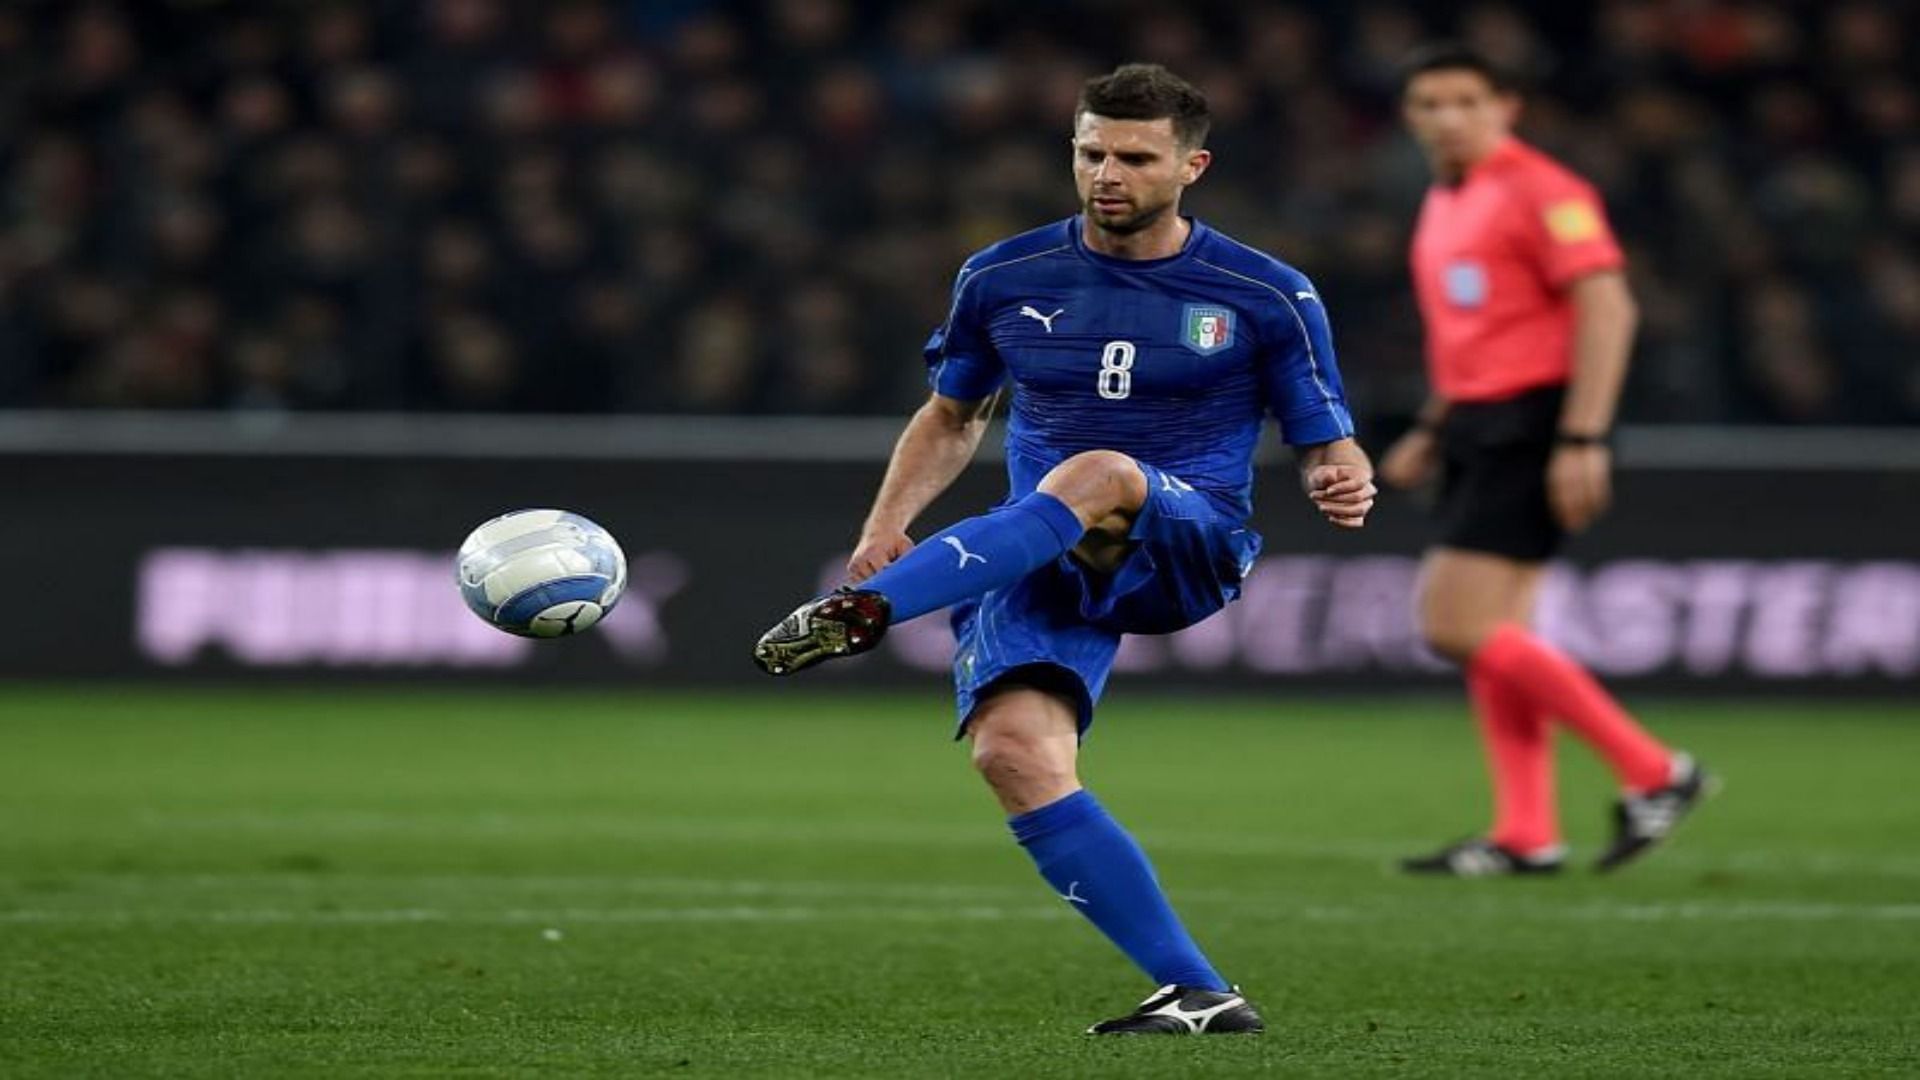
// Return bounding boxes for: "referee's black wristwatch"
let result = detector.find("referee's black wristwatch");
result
[1553,431,1611,447]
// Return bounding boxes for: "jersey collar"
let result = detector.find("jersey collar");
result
[1069,214,1208,270]
[1464,136,1524,182]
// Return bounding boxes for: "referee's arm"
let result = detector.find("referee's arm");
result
[1550,270,1639,532]
[1559,270,1638,440]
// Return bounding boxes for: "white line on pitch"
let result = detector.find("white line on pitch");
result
[0,905,1070,926]
[4,900,1919,926]
[118,812,1920,878]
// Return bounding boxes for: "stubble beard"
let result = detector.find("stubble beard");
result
[1084,194,1173,237]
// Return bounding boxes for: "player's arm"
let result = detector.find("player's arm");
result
[851,258,1005,582]
[1299,437,1376,530]
[848,393,996,582]
[1549,269,1637,532]
[1261,278,1375,530]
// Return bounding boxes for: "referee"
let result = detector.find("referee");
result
[1382,44,1712,876]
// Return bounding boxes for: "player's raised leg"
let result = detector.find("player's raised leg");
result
[753,451,1147,675]
[968,682,1262,1035]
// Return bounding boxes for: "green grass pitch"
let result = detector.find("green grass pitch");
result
[2,687,1917,1078]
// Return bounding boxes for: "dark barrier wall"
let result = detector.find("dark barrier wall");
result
[8,452,1920,690]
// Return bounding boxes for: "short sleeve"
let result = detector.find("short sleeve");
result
[1518,170,1625,288]
[1260,279,1356,447]
[923,265,1005,400]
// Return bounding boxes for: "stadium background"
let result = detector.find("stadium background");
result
[3,2,1918,1077]
[4,0,1918,422]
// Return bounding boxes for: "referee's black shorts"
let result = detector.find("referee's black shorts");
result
[1435,383,1567,562]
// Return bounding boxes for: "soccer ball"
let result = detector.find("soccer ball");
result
[456,509,626,638]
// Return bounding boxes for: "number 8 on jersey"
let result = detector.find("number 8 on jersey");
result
[1097,340,1135,400]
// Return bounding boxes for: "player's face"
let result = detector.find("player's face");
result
[1402,70,1518,172]
[1072,113,1210,235]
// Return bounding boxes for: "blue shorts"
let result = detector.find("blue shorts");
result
[948,461,1262,737]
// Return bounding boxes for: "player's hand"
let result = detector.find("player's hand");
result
[1547,444,1612,532]
[1307,465,1376,530]
[1378,429,1439,490]
[847,527,914,583]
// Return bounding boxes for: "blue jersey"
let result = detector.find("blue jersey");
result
[924,216,1355,522]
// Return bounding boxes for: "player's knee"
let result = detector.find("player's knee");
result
[1038,450,1147,518]
[1419,609,1490,664]
[969,727,1075,797]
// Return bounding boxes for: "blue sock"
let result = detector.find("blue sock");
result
[1010,789,1228,991]
[864,492,1085,623]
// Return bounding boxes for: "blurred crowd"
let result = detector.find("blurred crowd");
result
[1,0,1916,425]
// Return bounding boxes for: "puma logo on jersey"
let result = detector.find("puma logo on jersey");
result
[1018,305,1064,332]
[1160,471,1195,495]
[1295,290,1317,302]
[941,536,988,569]
[1060,881,1089,905]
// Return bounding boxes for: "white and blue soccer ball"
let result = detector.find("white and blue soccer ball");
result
[456,509,626,638]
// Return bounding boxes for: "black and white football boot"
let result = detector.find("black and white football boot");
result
[751,587,891,676]
[1400,837,1566,877]
[1596,753,1714,873]
[1086,984,1265,1036]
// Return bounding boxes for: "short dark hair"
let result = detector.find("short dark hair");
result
[1076,63,1210,149]
[1399,42,1510,96]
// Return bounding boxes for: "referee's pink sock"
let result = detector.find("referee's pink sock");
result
[1467,663,1560,853]
[1472,624,1673,794]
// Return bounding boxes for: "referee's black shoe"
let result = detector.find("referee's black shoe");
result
[1401,837,1566,877]
[1087,984,1265,1036]
[1596,753,1714,873]
[752,587,891,676]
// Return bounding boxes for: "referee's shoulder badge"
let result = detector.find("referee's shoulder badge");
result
[1544,199,1603,244]
[1181,303,1235,355]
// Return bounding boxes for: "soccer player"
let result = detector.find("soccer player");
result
[1382,44,1711,877]
[753,63,1374,1034]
